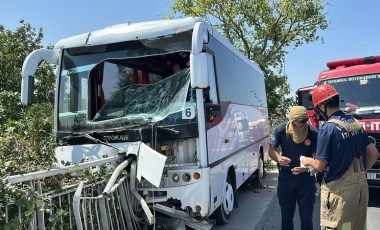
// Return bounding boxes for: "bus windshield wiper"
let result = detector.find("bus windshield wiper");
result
[83,134,123,152]
[63,132,123,153]
[156,126,180,135]
[62,132,90,141]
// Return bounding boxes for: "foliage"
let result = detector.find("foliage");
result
[167,0,329,123]
[0,91,23,134]
[0,21,57,227]
[0,20,54,96]
[265,71,295,128]
[0,19,56,172]
[264,157,277,172]
[0,103,55,174]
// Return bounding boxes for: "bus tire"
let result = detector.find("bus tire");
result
[254,154,265,183]
[214,174,234,225]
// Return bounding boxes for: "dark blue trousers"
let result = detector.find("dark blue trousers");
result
[277,172,316,230]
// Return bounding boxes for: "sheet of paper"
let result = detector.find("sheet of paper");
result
[136,142,167,187]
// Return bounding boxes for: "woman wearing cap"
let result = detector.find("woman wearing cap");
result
[301,84,379,230]
[269,106,318,230]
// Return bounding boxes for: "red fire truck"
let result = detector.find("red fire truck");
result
[296,85,317,127]
[296,55,380,188]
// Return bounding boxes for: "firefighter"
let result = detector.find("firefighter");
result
[301,84,380,230]
[269,106,318,230]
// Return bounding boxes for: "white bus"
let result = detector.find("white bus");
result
[21,17,269,228]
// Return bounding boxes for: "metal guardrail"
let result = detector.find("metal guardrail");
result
[7,155,124,184]
[72,158,152,230]
[2,153,215,230]
[2,154,140,229]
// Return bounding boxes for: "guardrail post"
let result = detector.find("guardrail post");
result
[73,181,84,230]
[37,181,45,230]
[98,197,110,230]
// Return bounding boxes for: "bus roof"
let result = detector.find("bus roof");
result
[54,17,204,49]
[54,17,263,75]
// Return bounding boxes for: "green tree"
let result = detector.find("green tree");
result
[0,21,42,93]
[0,21,56,227]
[168,0,329,122]
[0,20,56,171]
[0,20,57,170]
[0,21,55,134]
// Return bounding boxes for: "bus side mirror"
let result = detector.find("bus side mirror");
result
[21,49,60,105]
[190,53,209,88]
[21,75,35,105]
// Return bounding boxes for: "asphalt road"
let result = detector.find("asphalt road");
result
[213,171,380,230]
[367,187,380,230]
[213,170,279,230]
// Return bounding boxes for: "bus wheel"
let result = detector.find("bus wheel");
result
[214,175,234,225]
[254,155,264,183]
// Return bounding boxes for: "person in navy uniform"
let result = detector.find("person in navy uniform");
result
[301,84,380,230]
[269,106,318,230]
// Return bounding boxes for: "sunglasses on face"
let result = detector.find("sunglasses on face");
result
[292,119,308,128]
[297,119,308,124]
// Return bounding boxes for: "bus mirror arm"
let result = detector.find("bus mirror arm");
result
[21,48,60,105]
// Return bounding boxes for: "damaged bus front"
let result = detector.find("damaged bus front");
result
[21,17,269,229]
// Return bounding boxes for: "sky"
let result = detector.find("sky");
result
[1,0,380,97]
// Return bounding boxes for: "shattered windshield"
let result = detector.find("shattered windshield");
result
[93,68,190,123]
[321,73,380,114]
[57,31,194,133]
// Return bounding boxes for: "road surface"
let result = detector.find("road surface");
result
[214,171,380,230]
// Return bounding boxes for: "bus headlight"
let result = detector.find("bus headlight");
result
[171,173,180,183]
[182,173,191,182]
